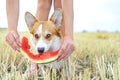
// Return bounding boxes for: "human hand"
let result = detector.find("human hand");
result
[6,31,21,52]
[57,36,75,61]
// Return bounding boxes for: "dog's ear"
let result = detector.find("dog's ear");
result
[50,8,63,27]
[25,12,37,30]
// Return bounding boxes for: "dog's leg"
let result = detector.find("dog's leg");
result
[23,63,38,79]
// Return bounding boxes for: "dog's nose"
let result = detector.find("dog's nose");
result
[37,47,44,53]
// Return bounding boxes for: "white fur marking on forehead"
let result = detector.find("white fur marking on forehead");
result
[38,24,42,34]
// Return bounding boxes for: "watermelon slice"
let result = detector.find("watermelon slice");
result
[21,37,60,64]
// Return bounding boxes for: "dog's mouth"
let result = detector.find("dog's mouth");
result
[38,52,44,55]
[37,51,48,55]
[36,48,52,55]
[37,50,51,55]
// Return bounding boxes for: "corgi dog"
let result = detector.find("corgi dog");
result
[24,9,64,77]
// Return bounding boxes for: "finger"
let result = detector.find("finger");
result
[58,46,69,61]
[57,49,69,61]
[6,37,16,50]
[58,42,67,55]
[64,45,75,60]
[63,48,73,60]
[11,31,21,51]
[11,31,21,46]
[12,42,19,51]
[58,44,75,61]
[8,33,20,51]
[9,34,18,50]
[58,43,66,56]
[6,34,13,45]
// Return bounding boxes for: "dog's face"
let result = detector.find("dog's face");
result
[25,9,62,54]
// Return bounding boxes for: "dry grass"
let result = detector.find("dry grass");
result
[0,29,120,80]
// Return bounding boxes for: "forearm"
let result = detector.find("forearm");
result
[36,0,52,21]
[6,0,19,31]
[61,0,74,39]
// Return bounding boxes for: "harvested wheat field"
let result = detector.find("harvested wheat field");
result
[0,29,120,80]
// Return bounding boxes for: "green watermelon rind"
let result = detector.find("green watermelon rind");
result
[21,50,59,64]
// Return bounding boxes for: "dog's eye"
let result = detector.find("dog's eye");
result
[46,34,51,39]
[34,34,39,39]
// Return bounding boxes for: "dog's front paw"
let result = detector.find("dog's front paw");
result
[22,63,38,79]
[22,68,37,79]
